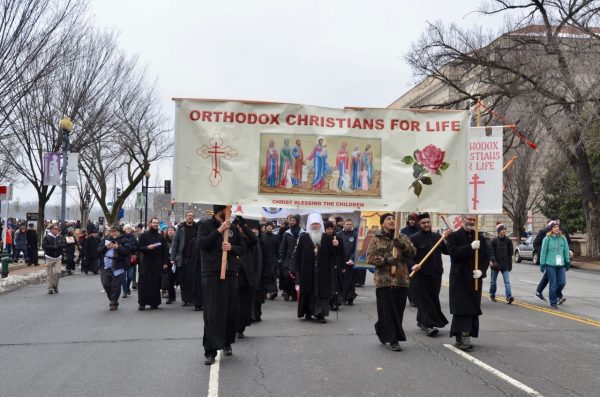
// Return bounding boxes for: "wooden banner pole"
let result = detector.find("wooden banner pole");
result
[391,211,401,276]
[409,234,445,278]
[220,205,232,280]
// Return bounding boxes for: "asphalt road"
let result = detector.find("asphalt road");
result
[1,257,599,397]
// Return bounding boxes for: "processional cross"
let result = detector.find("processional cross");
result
[197,134,238,187]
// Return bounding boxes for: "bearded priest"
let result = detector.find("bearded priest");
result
[292,213,340,323]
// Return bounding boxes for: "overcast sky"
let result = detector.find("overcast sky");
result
[12,0,500,205]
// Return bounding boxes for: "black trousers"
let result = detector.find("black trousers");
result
[375,286,408,343]
[354,268,367,285]
[237,285,252,333]
[202,274,239,357]
[101,269,125,305]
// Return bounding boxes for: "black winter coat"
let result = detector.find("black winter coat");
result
[410,230,448,276]
[97,235,131,271]
[446,228,490,316]
[197,217,245,277]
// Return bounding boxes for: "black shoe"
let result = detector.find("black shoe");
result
[122,293,128,298]
[132,282,137,290]
[204,355,216,365]
[109,304,118,311]
[223,346,232,356]
[346,300,354,306]
[138,305,146,311]
[283,292,290,301]
[150,305,158,310]
[507,297,514,305]
[84,271,88,275]
[48,290,54,295]
[489,296,497,302]
[417,322,426,331]
[236,332,245,339]
[316,315,327,324]
[166,299,172,304]
[425,327,439,337]
[558,297,566,305]
[67,270,72,275]
[303,314,312,321]
[195,306,203,311]
[389,342,402,351]
[53,288,58,294]
[377,334,385,345]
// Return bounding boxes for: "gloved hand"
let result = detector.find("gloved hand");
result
[471,240,480,250]
[392,238,404,249]
[385,255,399,266]
[473,269,482,279]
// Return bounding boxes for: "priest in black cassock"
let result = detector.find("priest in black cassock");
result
[138,217,169,310]
[292,213,339,324]
[198,205,245,365]
[235,217,259,338]
[409,213,450,337]
[445,214,490,350]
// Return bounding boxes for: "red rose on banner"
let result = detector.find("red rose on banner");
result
[415,144,445,173]
[401,145,450,197]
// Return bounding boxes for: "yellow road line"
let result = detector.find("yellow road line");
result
[441,281,600,328]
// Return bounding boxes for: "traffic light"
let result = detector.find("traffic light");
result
[164,180,171,195]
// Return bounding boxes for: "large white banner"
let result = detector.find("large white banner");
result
[467,126,503,214]
[173,99,469,212]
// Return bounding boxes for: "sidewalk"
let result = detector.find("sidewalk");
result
[0,261,48,294]
[571,256,600,272]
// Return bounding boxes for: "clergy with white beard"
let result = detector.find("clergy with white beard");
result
[292,213,340,323]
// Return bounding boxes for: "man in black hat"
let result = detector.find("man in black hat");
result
[401,212,420,237]
[279,214,303,301]
[138,218,169,310]
[235,216,260,338]
[261,221,279,299]
[197,205,245,365]
[409,213,450,337]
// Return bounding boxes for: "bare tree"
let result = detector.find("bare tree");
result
[78,58,172,226]
[0,0,87,125]
[405,0,600,256]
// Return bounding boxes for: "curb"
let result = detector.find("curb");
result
[0,269,48,295]
[570,261,600,272]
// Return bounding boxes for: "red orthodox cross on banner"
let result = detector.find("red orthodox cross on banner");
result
[469,173,486,211]
[197,134,238,187]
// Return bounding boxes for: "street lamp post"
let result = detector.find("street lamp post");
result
[144,170,150,227]
[59,116,73,230]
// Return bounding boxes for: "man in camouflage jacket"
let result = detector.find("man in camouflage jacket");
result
[366,213,416,351]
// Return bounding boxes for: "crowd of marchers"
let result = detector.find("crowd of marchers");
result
[2,209,574,363]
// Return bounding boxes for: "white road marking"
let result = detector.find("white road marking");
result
[444,344,544,397]
[207,351,221,397]
[519,280,538,285]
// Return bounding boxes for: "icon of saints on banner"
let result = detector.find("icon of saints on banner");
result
[258,134,381,198]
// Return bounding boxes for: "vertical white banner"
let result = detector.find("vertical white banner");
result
[67,153,79,186]
[467,126,503,214]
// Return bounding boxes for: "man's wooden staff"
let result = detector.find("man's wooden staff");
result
[220,205,232,280]
[391,211,401,276]
[409,215,451,278]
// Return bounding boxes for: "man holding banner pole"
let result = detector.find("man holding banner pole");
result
[409,213,450,337]
[197,205,245,365]
[367,213,416,351]
[445,215,490,350]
